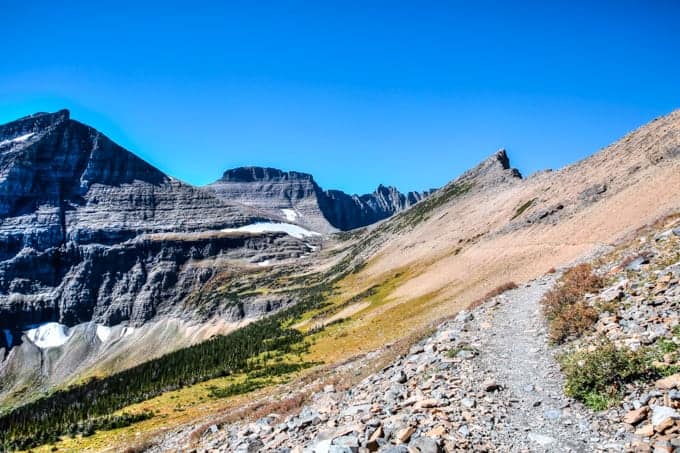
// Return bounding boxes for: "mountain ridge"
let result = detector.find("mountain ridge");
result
[208,165,436,232]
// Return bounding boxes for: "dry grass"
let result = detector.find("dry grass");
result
[468,281,518,309]
[541,264,604,343]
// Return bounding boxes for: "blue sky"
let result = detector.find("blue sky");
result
[1,1,679,194]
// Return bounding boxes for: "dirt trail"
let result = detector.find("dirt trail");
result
[476,276,607,451]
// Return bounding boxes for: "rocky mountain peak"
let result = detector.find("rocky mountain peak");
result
[218,166,316,183]
[459,148,523,187]
[0,109,271,250]
[0,109,70,141]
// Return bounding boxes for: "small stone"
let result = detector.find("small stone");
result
[653,439,674,453]
[455,311,473,323]
[425,426,447,438]
[651,405,680,428]
[414,398,441,409]
[635,424,655,437]
[654,417,675,433]
[623,406,649,425]
[528,432,555,446]
[482,379,501,392]
[461,397,475,409]
[366,426,383,452]
[543,408,561,420]
[396,426,416,443]
[456,349,475,360]
[408,436,441,453]
[393,370,408,384]
[656,373,680,390]
[332,435,359,453]
[424,343,437,354]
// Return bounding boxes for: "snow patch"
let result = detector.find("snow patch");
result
[24,322,71,349]
[281,208,299,222]
[221,222,321,240]
[96,324,112,342]
[123,326,135,337]
[0,132,34,147]
[257,260,271,267]
[2,330,12,347]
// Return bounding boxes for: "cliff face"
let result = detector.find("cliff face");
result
[0,111,312,334]
[207,167,435,232]
[0,110,263,256]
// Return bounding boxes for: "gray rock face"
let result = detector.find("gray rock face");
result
[0,110,302,333]
[206,167,435,232]
[0,110,263,255]
[0,232,313,329]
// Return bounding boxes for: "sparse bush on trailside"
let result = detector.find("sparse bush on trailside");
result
[560,341,658,410]
[541,264,604,343]
[468,281,518,309]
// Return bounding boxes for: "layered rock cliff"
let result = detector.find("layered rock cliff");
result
[0,111,314,337]
[206,166,435,232]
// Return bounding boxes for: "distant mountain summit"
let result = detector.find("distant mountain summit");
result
[207,166,436,232]
[0,109,264,252]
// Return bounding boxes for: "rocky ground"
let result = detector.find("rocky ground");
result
[177,276,624,452]
[568,221,680,452]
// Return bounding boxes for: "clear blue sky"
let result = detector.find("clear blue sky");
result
[1,1,679,194]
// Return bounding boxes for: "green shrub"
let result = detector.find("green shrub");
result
[560,342,653,410]
[511,198,536,220]
[208,379,269,399]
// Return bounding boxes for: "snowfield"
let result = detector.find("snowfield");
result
[24,322,71,349]
[0,132,34,147]
[221,222,321,240]
[96,324,112,342]
[281,208,299,222]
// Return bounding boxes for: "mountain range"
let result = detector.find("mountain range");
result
[207,167,434,233]
[0,108,679,452]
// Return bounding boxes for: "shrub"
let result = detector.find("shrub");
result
[561,264,604,294]
[560,342,653,410]
[548,301,599,344]
[468,281,518,309]
[541,264,604,343]
[511,198,536,220]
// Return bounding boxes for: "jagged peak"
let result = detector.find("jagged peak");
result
[0,109,70,138]
[459,148,523,184]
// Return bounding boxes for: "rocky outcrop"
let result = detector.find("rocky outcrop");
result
[456,148,523,187]
[0,232,316,332]
[206,167,435,232]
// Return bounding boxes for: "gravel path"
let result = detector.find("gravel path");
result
[477,276,608,452]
